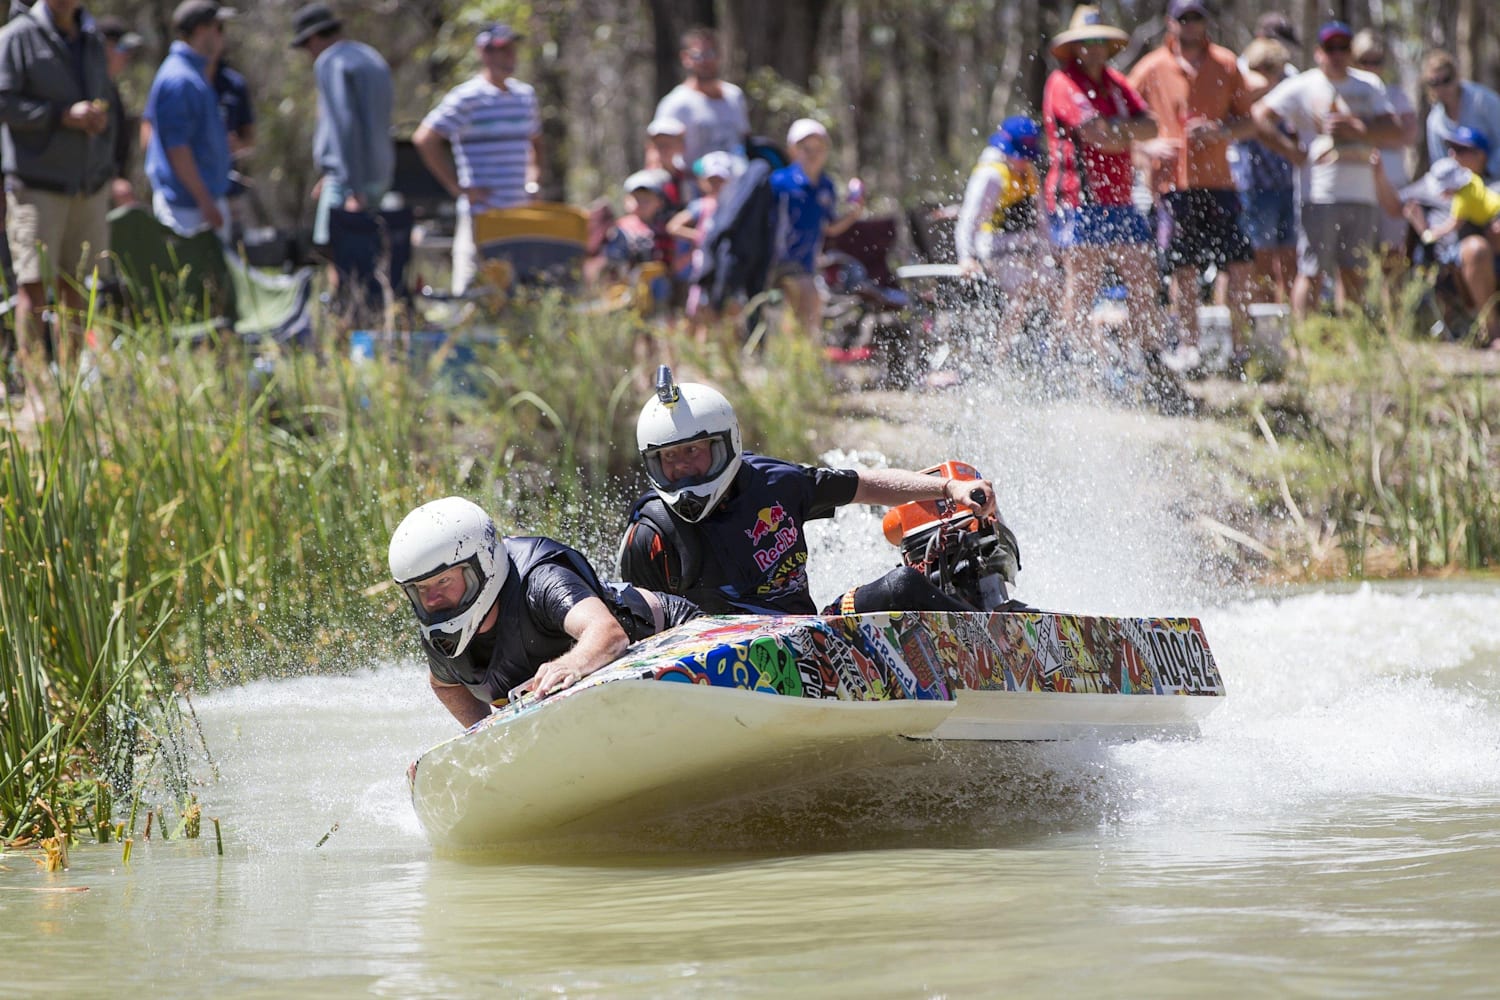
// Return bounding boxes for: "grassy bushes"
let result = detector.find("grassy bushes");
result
[1259,282,1500,578]
[0,299,831,843]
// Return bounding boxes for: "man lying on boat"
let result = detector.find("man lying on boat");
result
[390,497,700,727]
[619,366,1003,616]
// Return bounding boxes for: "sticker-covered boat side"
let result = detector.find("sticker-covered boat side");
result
[605,612,1223,703]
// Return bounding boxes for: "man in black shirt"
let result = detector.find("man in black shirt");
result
[390,497,698,728]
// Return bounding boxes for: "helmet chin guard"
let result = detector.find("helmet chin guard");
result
[388,497,508,657]
[636,366,742,523]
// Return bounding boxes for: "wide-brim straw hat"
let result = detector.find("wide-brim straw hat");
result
[1050,5,1130,61]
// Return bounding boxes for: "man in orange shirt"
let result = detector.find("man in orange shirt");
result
[1129,0,1258,374]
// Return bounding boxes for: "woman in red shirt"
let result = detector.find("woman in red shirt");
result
[1042,7,1165,357]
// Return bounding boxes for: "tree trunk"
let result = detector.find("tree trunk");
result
[646,0,717,100]
[722,0,832,88]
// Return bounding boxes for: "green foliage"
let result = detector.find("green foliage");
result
[0,303,831,842]
[1266,281,1500,576]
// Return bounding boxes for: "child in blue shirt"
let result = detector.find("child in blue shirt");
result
[770,118,862,337]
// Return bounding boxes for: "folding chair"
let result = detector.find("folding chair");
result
[473,202,588,289]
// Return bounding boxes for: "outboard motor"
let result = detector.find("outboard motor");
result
[881,460,1022,611]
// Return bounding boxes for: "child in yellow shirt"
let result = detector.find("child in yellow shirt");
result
[1421,128,1500,250]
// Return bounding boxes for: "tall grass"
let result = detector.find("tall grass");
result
[1275,278,1500,576]
[0,300,831,841]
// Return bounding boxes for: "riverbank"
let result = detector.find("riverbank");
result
[816,325,1500,589]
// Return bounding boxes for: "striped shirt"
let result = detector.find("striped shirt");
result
[421,76,540,212]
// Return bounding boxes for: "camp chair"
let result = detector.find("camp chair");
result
[107,205,313,345]
[473,202,588,289]
[326,207,413,325]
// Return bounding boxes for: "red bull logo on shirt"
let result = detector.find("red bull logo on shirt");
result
[744,503,789,544]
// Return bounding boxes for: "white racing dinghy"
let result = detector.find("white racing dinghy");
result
[408,462,1225,849]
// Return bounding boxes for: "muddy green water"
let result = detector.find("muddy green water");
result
[4,585,1499,997]
[6,394,1500,997]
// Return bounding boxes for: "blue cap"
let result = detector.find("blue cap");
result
[476,23,521,48]
[989,116,1041,160]
[1317,21,1352,47]
[1446,125,1491,157]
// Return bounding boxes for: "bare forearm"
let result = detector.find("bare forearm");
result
[432,678,490,728]
[413,127,460,197]
[853,468,952,507]
[545,621,630,677]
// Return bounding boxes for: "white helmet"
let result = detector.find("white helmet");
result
[636,365,742,522]
[388,497,508,658]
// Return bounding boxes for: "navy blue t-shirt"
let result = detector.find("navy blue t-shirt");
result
[621,453,859,614]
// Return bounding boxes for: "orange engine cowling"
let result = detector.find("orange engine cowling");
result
[881,460,986,547]
[879,460,1021,611]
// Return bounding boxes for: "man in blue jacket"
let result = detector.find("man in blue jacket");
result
[0,0,117,371]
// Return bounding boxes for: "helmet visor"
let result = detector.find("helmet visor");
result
[399,556,486,628]
[641,431,735,492]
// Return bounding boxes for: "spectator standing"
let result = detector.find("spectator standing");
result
[1352,29,1420,304]
[1421,51,1500,180]
[1236,38,1297,303]
[1253,14,1301,71]
[412,22,540,294]
[143,1,234,241]
[604,168,670,275]
[0,0,119,370]
[644,116,688,207]
[290,2,394,247]
[1129,0,1257,371]
[1041,6,1165,357]
[652,26,749,174]
[1252,21,1402,319]
[95,15,141,208]
[211,47,254,229]
[954,116,1056,351]
[769,118,861,339]
[666,150,733,342]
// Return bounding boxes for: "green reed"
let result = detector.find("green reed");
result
[1,300,831,841]
[1287,279,1500,576]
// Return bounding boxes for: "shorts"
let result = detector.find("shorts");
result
[152,190,231,243]
[771,259,815,284]
[976,231,1050,296]
[1297,202,1380,277]
[1049,204,1152,248]
[314,175,390,246]
[1238,188,1296,252]
[1160,189,1254,271]
[6,184,110,286]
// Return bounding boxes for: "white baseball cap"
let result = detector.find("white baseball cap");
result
[624,168,672,195]
[786,118,829,147]
[646,117,686,137]
[696,151,735,180]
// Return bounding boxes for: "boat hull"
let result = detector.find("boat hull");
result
[409,610,1224,848]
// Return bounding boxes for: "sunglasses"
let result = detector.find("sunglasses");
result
[1176,12,1206,23]
[1321,41,1351,53]
[1425,73,1456,88]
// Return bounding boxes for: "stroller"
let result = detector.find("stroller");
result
[819,217,908,368]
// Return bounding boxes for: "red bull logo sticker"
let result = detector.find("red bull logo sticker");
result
[744,503,789,544]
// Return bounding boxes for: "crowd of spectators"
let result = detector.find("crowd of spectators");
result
[947,4,1500,375]
[4,2,1500,395]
